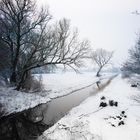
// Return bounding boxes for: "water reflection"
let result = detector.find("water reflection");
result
[0,75,117,140]
[96,81,101,89]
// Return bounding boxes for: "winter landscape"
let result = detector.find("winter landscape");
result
[0,0,140,140]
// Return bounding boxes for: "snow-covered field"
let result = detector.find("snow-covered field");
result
[42,72,113,99]
[39,75,140,140]
[0,72,111,117]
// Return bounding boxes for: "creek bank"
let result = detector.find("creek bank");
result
[0,75,116,140]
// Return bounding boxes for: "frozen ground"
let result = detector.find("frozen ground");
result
[39,75,140,140]
[41,72,112,99]
[0,72,112,117]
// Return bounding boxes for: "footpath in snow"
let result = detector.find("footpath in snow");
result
[39,75,140,140]
[0,72,111,117]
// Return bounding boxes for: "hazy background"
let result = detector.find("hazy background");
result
[37,0,140,67]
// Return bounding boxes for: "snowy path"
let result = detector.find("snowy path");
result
[39,75,140,140]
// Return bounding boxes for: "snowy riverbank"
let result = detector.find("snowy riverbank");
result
[0,72,114,118]
[39,75,140,140]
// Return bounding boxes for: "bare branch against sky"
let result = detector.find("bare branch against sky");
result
[37,0,140,66]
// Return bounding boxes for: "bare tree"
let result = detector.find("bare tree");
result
[0,0,51,85]
[122,36,140,74]
[91,49,113,77]
[16,19,90,90]
[0,0,90,90]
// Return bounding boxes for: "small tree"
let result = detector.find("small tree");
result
[91,48,113,76]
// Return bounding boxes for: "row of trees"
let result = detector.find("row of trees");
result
[121,11,140,75]
[122,36,140,75]
[0,0,113,91]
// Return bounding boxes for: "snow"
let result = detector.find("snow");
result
[39,75,140,140]
[41,72,111,99]
[0,87,51,117]
[0,72,111,117]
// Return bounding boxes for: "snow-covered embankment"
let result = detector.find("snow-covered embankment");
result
[39,75,140,140]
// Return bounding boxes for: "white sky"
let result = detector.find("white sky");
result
[37,0,140,66]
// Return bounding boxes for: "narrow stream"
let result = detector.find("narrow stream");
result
[27,75,116,127]
[0,75,117,140]
[42,76,115,125]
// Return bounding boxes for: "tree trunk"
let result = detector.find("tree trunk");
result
[16,72,26,91]
[10,71,17,84]
[96,67,102,77]
[10,22,21,86]
[16,70,30,91]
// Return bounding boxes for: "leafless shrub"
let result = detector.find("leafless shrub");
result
[22,75,43,92]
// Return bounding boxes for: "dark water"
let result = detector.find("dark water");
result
[0,75,116,140]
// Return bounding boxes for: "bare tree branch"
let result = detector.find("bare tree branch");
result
[91,48,113,76]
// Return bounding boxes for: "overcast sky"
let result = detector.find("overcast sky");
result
[37,0,140,67]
